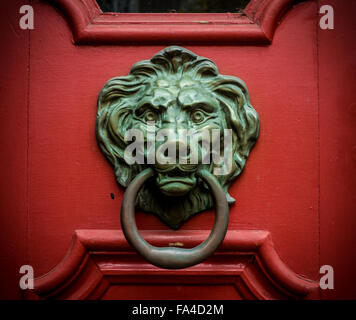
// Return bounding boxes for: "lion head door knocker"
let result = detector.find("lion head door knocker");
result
[96,46,259,269]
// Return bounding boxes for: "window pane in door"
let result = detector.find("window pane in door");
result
[97,0,250,13]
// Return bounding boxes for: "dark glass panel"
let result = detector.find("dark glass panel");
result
[96,0,250,13]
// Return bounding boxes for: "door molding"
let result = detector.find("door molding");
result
[32,230,318,299]
[49,0,296,44]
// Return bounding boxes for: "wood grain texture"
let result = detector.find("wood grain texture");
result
[0,0,29,299]
[319,0,356,299]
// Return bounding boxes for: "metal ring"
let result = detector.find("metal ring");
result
[120,168,229,269]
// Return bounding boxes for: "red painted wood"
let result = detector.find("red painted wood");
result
[22,0,320,299]
[1,0,354,299]
[319,0,356,299]
[0,0,29,300]
[50,0,294,44]
[32,230,318,299]
[23,2,320,290]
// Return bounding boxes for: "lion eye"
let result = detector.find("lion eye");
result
[143,110,158,122]
[191,110,205,124]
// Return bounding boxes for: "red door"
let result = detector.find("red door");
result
[0,0,355,300]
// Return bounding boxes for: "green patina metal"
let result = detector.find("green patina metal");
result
[96,46,259,229]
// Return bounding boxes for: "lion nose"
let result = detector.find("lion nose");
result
[175,140,190,160]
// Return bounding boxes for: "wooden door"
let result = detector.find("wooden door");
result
[0,0,355,300]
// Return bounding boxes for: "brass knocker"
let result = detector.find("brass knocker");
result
[96,46,259,269]
[121,168,229,269]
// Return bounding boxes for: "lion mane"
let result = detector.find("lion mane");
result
[96,46,259,228]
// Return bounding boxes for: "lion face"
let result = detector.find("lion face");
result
[129,78,228,197]
[96,46,259,229]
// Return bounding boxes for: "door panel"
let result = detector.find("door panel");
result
[0,0,355,299]
[29,0,319,280]
[0,0,29,300]
[319,0,356,300]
